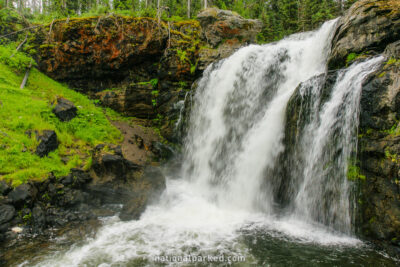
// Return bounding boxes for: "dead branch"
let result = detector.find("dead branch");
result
[47,18,55,41]
[0,25,42,39]
[20,59,33,89]
[10,34,28,58]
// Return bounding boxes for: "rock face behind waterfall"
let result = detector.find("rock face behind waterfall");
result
[285,0,400,247]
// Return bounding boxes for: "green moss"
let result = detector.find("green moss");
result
[22,212,32,222]
[385,150,399,163]
[386,57,399,65]
[347,164,366,181]
[345,52,360,65]
[369,217,376,224]
[378,71,386,78]
[0,45,121,186]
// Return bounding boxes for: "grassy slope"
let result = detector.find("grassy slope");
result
[0,48,121,186]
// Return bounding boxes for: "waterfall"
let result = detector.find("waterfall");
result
[182,20,337,214]
[289,57,384,233]
[31,20,387,266]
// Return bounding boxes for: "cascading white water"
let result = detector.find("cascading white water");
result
[28,20,388,267]
[182,20,336,213]
[291,57,384,233]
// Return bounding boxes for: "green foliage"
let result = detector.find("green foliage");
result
[0,44,36,73]
[0,46,121,186]
[347,164,366,181]
[23,212,32,222]
[149,78,159,88]
[176,49,188,63]
[346,53,358,64]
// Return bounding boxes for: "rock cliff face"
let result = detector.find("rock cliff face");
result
[33,10,262,142]
[330,0,400,246]
[286,0,400,247]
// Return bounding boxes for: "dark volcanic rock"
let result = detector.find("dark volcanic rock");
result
[35,130,58,157]
[119,166,166,221]
[52,98,77,122]
[357,46,400,243]
[32,204,46,229]
[0,205,15,225]
[8,184,37,208]
[0,181,11,196]
[119,195,148,221]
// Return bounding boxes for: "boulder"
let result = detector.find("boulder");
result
[119,166,166,221]
[328,0,400,70]
[0,180,11,196]
[197,8,262,48]
[52,98,77,122]
[35,130,58,157]
[0,205,15,225]
[119,194,148,221]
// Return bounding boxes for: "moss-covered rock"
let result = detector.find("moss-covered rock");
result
[357,42,400,245]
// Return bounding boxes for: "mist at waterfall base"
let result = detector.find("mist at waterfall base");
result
[24,20,399,266]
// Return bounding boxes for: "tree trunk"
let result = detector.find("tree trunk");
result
[339,0,344,15]
[204,0,207,9]
[187,0,190,18]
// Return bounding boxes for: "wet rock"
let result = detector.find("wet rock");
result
[61,168,92,189]
[35,130,58,157]
[0,181,11,196]
[356,42,400,243]
[8,184,37,208]
[119,194,147,221]
[57,189,88,208]
[32,204,46,229]
[0,205,15,225]
[142,166,167,193]
[52,98,77,122]
[151,142,175,161]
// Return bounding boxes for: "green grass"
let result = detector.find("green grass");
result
[0,46,121,186]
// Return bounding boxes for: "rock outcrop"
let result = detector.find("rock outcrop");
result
[197,8,262,48]
[0,143,166,242]
[357,42,400,245]
[52,98,77,122]
[328,0,400,70]
[32,10,262,142]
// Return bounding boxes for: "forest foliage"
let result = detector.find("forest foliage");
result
[0,0,358,42]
